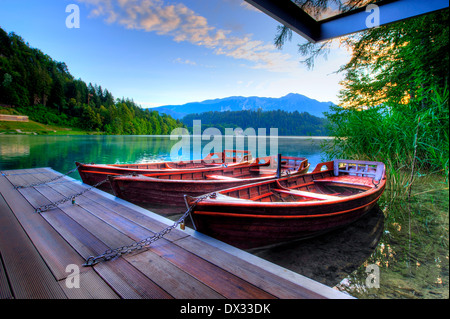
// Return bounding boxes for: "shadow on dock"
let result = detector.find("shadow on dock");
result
[131,200,385,289]
[249,206,384,288]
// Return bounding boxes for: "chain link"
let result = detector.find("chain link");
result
[7,162,110,213]
[83,194,211,267]
[35,178,109,213]
[12,162,212,266]
[14,163,83,189]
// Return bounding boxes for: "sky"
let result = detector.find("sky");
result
[0,0,351,108]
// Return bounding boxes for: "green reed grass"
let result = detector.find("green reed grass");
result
[323,85,449,207]
[327,86,450,298]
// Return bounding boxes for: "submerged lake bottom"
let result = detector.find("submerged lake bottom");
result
[0,135,447,299]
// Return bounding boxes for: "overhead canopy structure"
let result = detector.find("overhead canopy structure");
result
[244,0,449,43]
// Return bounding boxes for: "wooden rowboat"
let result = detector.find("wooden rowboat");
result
[76,150,252,190]
[108,155,310,206]
[185,159,386,249]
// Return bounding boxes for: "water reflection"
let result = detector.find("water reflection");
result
[250,205,385,288]
[1,135,447,299]
[132,203,385,289]
[0,135,386,296]
[0,142,30,158]
[335,191,449,299]
[0,135,329,176]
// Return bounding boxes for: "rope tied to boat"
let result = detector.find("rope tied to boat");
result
[83,193,211,267]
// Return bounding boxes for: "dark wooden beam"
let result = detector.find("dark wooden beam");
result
[318,0,449,42]
[245,0,449,43]
[245,0,319,42]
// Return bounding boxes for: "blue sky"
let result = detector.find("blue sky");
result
[0,0,350,107]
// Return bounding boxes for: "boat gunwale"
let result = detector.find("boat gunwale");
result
[75,160,251,171]
[141,158,272,177]
[190,180,385,208]
[188,160,386,209]
[191,191,384,219]
[76,150,253,167]
[108,163,310,185]
[109,171,279,184]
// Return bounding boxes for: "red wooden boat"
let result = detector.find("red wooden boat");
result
[76,150,252,190]
[185,159,386,249]
[108,156,310,206]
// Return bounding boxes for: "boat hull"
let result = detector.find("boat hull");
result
[188,186,384,249]
[76,151,252,191]
[76,162,166,190]
[109,167,309,206]
[187,159,386,249]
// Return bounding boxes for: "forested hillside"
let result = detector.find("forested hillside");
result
[0,27,183,135]
[182,109,329,136]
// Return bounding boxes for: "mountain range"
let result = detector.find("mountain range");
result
[153,93,334,119]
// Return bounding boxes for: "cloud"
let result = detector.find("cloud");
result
[77,0,300,73]
[239,1,263,13]
[173,57,196,65]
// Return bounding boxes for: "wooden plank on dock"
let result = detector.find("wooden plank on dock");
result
[174,235,326,299]
[0,167,353,300]
[0,172,121,299]
[0,191,66,299]
[0,252,14,299]
[0,174,88,281]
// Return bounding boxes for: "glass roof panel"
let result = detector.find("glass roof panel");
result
[290,0,381,21]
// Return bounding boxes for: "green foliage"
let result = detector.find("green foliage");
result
[274,0,378,69]
[324,86,449,175]
[0,27,184,135]
[323,10,449,179]
[338,10,449,108]
[182,109,329,136]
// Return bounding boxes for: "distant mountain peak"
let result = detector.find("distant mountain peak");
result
[153,93,334,119]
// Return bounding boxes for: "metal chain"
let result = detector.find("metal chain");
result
[83,194,211,267]
[35,178,109,213]
[14,163,83,189]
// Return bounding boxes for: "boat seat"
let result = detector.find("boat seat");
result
[272,189,340,201]
[205,175,241,181]
[313,176,374,187]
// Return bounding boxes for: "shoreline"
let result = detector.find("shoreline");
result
[0,132,334,138]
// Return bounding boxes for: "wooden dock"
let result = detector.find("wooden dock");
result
[0,167,352,300]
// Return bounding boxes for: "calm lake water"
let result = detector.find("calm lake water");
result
[0,135,328,175]
[0,134,447,299]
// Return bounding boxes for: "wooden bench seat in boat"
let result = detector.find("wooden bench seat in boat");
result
[313,176,375,188]
[272,189,341,201]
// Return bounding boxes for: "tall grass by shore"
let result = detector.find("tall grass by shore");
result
[325,86,449,299]
[323,85,449,206]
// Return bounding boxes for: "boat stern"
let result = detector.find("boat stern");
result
[75,161,88,183]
